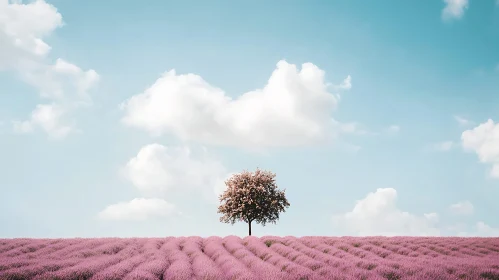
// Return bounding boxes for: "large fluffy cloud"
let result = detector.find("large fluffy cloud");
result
[97,198,175,221]
[461,119,499,178]
[0,0,62,67]
[99,144,231,221]
[123,144,230,199]
[332,188,440,236]
[442,0,469,21]
[332,188,497,237]
[121,60,352,150]
[1,0,99,138]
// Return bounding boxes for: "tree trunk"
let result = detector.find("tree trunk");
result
[248,221,252,236]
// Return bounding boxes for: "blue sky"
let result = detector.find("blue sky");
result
[1,0,499,238]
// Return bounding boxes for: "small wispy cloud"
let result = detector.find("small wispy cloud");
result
[386,125,400,133]
[332,75,352,91]
[12,104,77,139]
[454,115,474,126]
[98,198,176,221]
[344,143,362,153]
[449,201,474,216]
[331,119,370,136]
[431,141,456,152]
[442,0,469,21]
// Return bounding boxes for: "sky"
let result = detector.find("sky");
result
[1,0,499,238]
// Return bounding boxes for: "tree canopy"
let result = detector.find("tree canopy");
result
[217,168,290,236]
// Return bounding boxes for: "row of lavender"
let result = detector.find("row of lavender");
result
[1,236,499,280]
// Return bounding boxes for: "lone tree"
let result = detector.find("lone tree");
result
[217,168,290,236]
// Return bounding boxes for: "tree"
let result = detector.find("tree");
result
[217,168,290,236]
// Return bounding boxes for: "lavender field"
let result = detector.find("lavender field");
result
[1,236,499,280]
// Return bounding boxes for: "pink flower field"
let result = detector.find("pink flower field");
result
[0,236,498,280]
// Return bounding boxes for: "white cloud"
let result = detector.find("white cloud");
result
[332,188,440,236]
[454,115,474,126]
[333,75,351,90]
[0,0,98,97]
[442,0,469,21]
[331,119,368,135]
[12,103,75,139]
[1,0,99,138]
[121,60,353,150]
[433,141,455,152]
[98,198,176,221]
[387,125,400,133]
[461,119,499,178]
[123,144,230,199]
[457,222,499,237]
[491,164,499,178]
[474,222,499,236]
[20,58,99,101]
[0,0,62,68]
[341,142,362,153]
[213,172,237,198]
[12,119,33,134]
[449,200,474,215]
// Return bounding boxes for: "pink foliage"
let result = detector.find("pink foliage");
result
[203,236,255,279]
[90,253,148,279]
[222,236,287,280]
[218,169,290,236]
[182,236,224,280]
[162,237,194,280]
[0,236,498,280]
